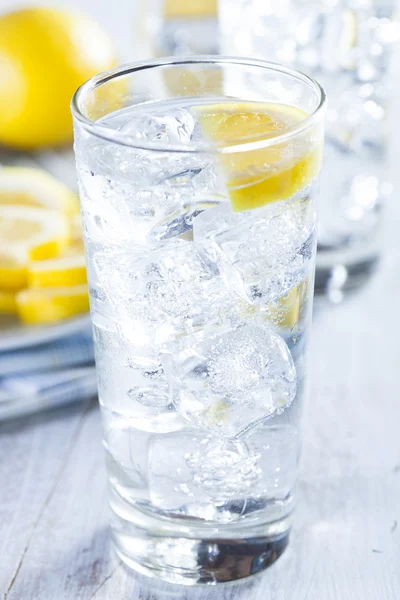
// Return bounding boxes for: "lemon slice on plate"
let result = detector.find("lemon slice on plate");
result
[195,102,323,211]
[0,167,79,215]
[0,205,70,261]
[16,284,89,325]
[0,290,17,314]
[28,253,87,288]
[0,247,28,291]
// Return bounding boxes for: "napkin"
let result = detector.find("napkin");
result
[0,331,97,420]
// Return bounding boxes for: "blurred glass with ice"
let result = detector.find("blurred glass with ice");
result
[220,0,399,291]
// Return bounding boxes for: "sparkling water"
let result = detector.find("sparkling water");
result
[220,0,399,289]
[75,97,318,575]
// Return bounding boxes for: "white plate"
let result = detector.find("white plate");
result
[0,313,92,353]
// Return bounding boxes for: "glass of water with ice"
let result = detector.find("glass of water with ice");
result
[72,57,325,585]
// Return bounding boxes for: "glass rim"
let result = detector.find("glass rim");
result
[71,55,326,155]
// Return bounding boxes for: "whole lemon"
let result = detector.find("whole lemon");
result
[0,7,118,149]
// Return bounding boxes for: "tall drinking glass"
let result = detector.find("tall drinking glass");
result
[72,57,325,585]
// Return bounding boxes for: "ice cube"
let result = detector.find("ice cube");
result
[194,200,316,305]
[94,239,236,343]
[165,320,297,437]
[92,317,185,432]
[148,424,298,519]
[246,424,298,500]
[103,419,150,490]
[119,108,195,145]
[128,383,170,412]
[148,433,259,520]
[79,169,181,246]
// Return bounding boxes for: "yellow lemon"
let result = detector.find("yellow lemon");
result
[195,102,323,211]
[28,253,87,288]
[0,7,118,149]
[16,284,89,325]
[265,285,303,330]
[0,167,79,215]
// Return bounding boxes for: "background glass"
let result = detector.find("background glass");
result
[220,0,398,298]
[72,57,325,585]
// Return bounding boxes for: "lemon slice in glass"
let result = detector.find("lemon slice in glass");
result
[195,102,322,211]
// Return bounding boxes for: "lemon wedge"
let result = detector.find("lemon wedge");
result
[0,290,17,314]
[0,205,70,263]
[265,285,303,330]
[0,167,79,216]
[195,102,323,211]
[28,254,87,288]
[16,284,89,325]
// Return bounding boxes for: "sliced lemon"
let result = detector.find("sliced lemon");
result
[263,275,312,330]
[0,290,17,314]
[206,399,229,427]
[0,247,28,291]
[265,285,302,330]
[16,284,89,325]
[28,254,87,288]
[0,205,70,262]
[195,102,323,211]
[0,167,79,215]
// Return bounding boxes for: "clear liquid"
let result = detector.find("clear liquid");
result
[76,98,317,532]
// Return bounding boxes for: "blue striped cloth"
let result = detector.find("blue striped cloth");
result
[0,331,97,420]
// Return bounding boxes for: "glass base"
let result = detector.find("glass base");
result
[110,490,291,585]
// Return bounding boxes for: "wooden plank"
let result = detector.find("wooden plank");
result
[1,403,112,600]
[0,403,89,595]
